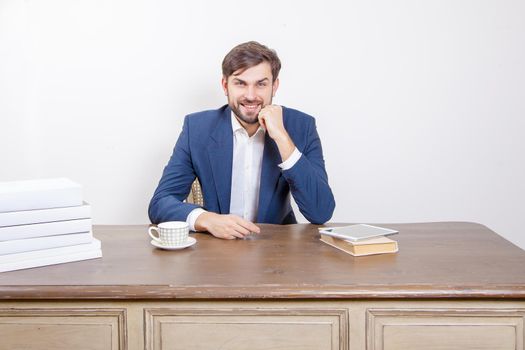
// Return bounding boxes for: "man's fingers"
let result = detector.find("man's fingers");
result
[203,213,260,240]
[245,220,261,233]
[233,217,260,234]
[259,117,266,129]
[212,230,240,240]
[229,223,248,236]
[258,112,267,129]
[229,226,247,239]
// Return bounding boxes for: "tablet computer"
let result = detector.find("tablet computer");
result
[319,224,398,242]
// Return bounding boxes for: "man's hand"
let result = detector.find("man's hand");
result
[195,212,260,240]
[258,105,295,161]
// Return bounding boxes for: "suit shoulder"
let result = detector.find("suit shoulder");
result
[186,105,228,124]
[282,106,316,128]
[184,105,229,133]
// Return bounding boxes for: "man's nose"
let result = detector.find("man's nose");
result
[244,85,256,100]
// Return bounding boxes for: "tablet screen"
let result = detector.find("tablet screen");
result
[320,224,398,241]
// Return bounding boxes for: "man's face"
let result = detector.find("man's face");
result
[222,62,279,126]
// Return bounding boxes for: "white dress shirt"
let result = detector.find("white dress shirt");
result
[229,114,265,222]
[186,112,302,230]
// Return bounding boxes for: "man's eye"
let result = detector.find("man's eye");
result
[235,81,245,86]
[257,83,267,87]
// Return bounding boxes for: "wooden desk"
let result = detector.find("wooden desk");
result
[1,222,525,349]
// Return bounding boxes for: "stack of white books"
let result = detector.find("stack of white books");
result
[0,178,102,272]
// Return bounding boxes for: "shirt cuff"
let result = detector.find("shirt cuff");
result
[186,208,207,231]
[278,147,302,170]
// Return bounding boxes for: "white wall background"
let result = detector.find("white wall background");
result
[1,0,524,248]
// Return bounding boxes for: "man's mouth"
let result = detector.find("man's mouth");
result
[241,103,261,112]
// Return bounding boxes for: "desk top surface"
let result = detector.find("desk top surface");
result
[1,222,525,300]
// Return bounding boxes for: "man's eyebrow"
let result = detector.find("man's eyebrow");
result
[231,77,270,84]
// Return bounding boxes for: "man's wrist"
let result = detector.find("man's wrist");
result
[273,133,295,161]
[187,208,207,231]
[272,130,292,146]
[279,147,302,170]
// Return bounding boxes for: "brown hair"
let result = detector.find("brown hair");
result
[222,41,281,82]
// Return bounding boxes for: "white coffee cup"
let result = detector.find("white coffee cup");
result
[149,221,189,246]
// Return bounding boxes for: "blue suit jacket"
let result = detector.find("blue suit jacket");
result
[148,105,335,225]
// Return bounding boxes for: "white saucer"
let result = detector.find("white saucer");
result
[151,237,197,250]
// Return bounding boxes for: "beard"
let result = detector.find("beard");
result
[228,91,273,125]
[230,105,261,124]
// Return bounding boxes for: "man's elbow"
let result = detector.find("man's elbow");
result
[148,198,161,224]
[307,198,336,225]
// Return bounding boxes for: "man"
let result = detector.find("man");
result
[149,41,335,239]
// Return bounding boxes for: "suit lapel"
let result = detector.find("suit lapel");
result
[207,107,233,214]
[257,133,282,222]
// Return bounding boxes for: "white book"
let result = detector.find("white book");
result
[0,239,101,264]
[0,231,93,255]
[0,202,91,227]
[0,178,83,213]
[0,247,102,273]
[0,218,92,241]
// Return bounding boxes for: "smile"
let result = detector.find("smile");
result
[241,104,261,111]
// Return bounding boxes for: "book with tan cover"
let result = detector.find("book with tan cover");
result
[320,234,398,256]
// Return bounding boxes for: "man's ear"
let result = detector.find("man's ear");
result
[272,78,280,97]
[221,77,228,96]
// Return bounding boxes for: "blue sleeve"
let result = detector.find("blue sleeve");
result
[281,118,335,224]
[148,116,200,224]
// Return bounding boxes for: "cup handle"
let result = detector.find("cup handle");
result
[148,226,162,242]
